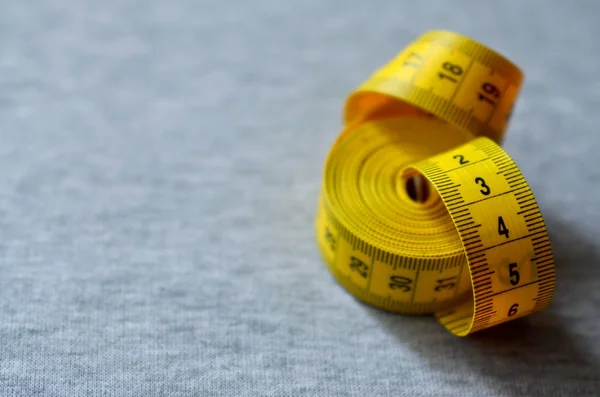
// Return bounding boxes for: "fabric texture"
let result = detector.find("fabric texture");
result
[1,0,599,395]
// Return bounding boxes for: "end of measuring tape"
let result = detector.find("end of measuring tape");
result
[315,30,556,336]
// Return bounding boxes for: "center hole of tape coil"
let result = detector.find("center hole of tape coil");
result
[400,169,438,207]
[405,173,430,204]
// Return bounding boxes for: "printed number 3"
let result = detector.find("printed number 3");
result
[475,177,491,195]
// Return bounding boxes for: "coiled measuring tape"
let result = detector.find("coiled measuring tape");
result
[315,30,556,336]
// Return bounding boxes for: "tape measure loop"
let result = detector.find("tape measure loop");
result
[316,30,556,336]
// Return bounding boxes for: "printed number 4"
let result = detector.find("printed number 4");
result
[498,216,510,239]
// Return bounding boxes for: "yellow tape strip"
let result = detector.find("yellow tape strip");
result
[315,30,556,336]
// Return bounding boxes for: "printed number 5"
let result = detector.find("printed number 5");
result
[509,263,520,286]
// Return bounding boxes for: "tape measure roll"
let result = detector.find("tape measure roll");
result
[315,30,556,336]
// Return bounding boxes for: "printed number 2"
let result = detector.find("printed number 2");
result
[453,154,469,165]
[498,216,510,239]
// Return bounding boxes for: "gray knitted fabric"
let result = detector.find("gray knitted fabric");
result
[1,0,599,396]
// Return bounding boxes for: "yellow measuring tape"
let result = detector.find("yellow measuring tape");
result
[315,30,556,336]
